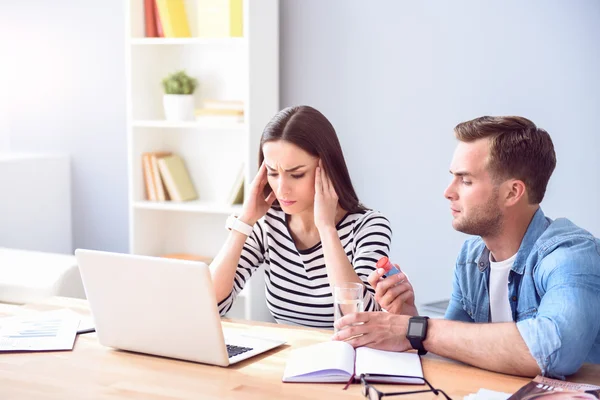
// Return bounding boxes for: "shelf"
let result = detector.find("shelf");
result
[134,200,242,215]
[132,120,246,130]
[130,38,246,46]
[127,0,278,322]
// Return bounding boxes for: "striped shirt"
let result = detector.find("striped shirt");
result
[218,208,392,328]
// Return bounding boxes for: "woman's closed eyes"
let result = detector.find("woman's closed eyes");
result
[267,173,306,179]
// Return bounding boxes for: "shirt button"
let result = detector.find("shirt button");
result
[479,262,485,267]
[511,296,517,301]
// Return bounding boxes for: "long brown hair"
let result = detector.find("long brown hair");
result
[454,116,556,204]
[259,105,366,213]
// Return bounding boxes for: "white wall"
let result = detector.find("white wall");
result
[0,63,10,152]
[1,1,598,306]
[280,0,600,305]
[0,1,128,253]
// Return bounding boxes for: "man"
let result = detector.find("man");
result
[333,116,600,378]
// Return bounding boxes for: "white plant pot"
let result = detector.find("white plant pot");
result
[163,94,195,121]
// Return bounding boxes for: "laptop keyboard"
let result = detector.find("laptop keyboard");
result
[226,344,253,358]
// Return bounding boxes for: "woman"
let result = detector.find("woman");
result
[209,105,392,328]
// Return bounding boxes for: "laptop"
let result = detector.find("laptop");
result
[74,249,286,366]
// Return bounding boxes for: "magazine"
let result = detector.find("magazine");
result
[508,375,600,399]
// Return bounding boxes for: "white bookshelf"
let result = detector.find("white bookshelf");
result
[125,0,279,322]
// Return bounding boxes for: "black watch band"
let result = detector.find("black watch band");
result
[407,316,429,356]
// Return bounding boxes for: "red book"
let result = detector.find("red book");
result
[144,0,158,37]
[153,0,164,38]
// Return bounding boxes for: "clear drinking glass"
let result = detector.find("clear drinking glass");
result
[334,282,365,333]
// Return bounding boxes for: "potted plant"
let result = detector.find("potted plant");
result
[161,70,198,121]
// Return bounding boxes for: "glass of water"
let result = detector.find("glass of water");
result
[334,282,364,332]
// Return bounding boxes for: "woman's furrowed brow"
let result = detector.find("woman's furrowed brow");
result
[284,165,306,172]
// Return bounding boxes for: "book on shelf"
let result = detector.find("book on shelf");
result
[195,99,245,123]
[195,109,244,117]
[202,99,244,111]
[157,154,198,202]
[196,0,243,38]
[151,151,171,201]
[195,109,244,124]
[155,0,191,38]
[142,151,171,201]
[282,341,424,384]
[143,0,158,37]
[508,375,600,399]
[142,153,156,201]
[152,0,165,37]
[161,253,213,264]
[153,0,164,37]
[227,163,244,205]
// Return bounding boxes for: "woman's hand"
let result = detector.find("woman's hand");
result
[314,159,339,232]
[239,162,277,225]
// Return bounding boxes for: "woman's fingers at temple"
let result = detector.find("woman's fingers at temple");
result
[265,191,277,205]
[321,165,330,193]
[252,162,267,191]
[315,166,322,194]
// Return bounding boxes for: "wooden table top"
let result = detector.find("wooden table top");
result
[0,297,598,399]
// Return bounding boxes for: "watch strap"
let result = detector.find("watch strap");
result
[226,215,253,236]
[407,316,429,356]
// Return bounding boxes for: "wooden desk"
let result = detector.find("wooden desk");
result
[1,297,599,399]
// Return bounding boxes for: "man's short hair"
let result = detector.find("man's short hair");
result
[454,116,556,204]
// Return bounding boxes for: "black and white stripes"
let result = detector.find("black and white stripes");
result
[218,208,392,329]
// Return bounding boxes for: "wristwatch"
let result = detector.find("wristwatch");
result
[406,316,429,355]
[225,214,253,236]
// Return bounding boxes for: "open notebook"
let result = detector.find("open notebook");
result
[282,341,424,384]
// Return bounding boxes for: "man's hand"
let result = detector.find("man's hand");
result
[332,312,412,352]
[368,267,418,316]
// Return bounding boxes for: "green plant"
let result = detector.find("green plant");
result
[161,70,198,95]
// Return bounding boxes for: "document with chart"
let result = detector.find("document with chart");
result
[0,309,80,351]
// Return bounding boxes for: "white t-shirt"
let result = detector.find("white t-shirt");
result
[489,252,517,323]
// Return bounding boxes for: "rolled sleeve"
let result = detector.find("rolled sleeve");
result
[517,243,600,378]
[517,316,561,377]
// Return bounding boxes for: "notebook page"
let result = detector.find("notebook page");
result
[355,347,424,384]
[282,341,355,382]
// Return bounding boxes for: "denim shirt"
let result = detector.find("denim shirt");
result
[445,208,600,378]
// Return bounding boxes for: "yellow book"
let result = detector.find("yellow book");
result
[229,0,243,37]
[157,154,198,202]
[196,0,243,38]
[155,0,191,38]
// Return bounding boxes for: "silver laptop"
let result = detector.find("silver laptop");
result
[74,249,285,366]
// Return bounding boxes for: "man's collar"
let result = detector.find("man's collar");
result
[477,207,549,274]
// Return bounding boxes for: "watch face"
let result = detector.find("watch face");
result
[408,321,424,337]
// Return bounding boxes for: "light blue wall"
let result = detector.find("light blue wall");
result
[280,0,600,304]
[2,1,598,305]
[0,1,128,253]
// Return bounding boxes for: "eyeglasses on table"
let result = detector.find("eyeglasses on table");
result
[360,374,452,400]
